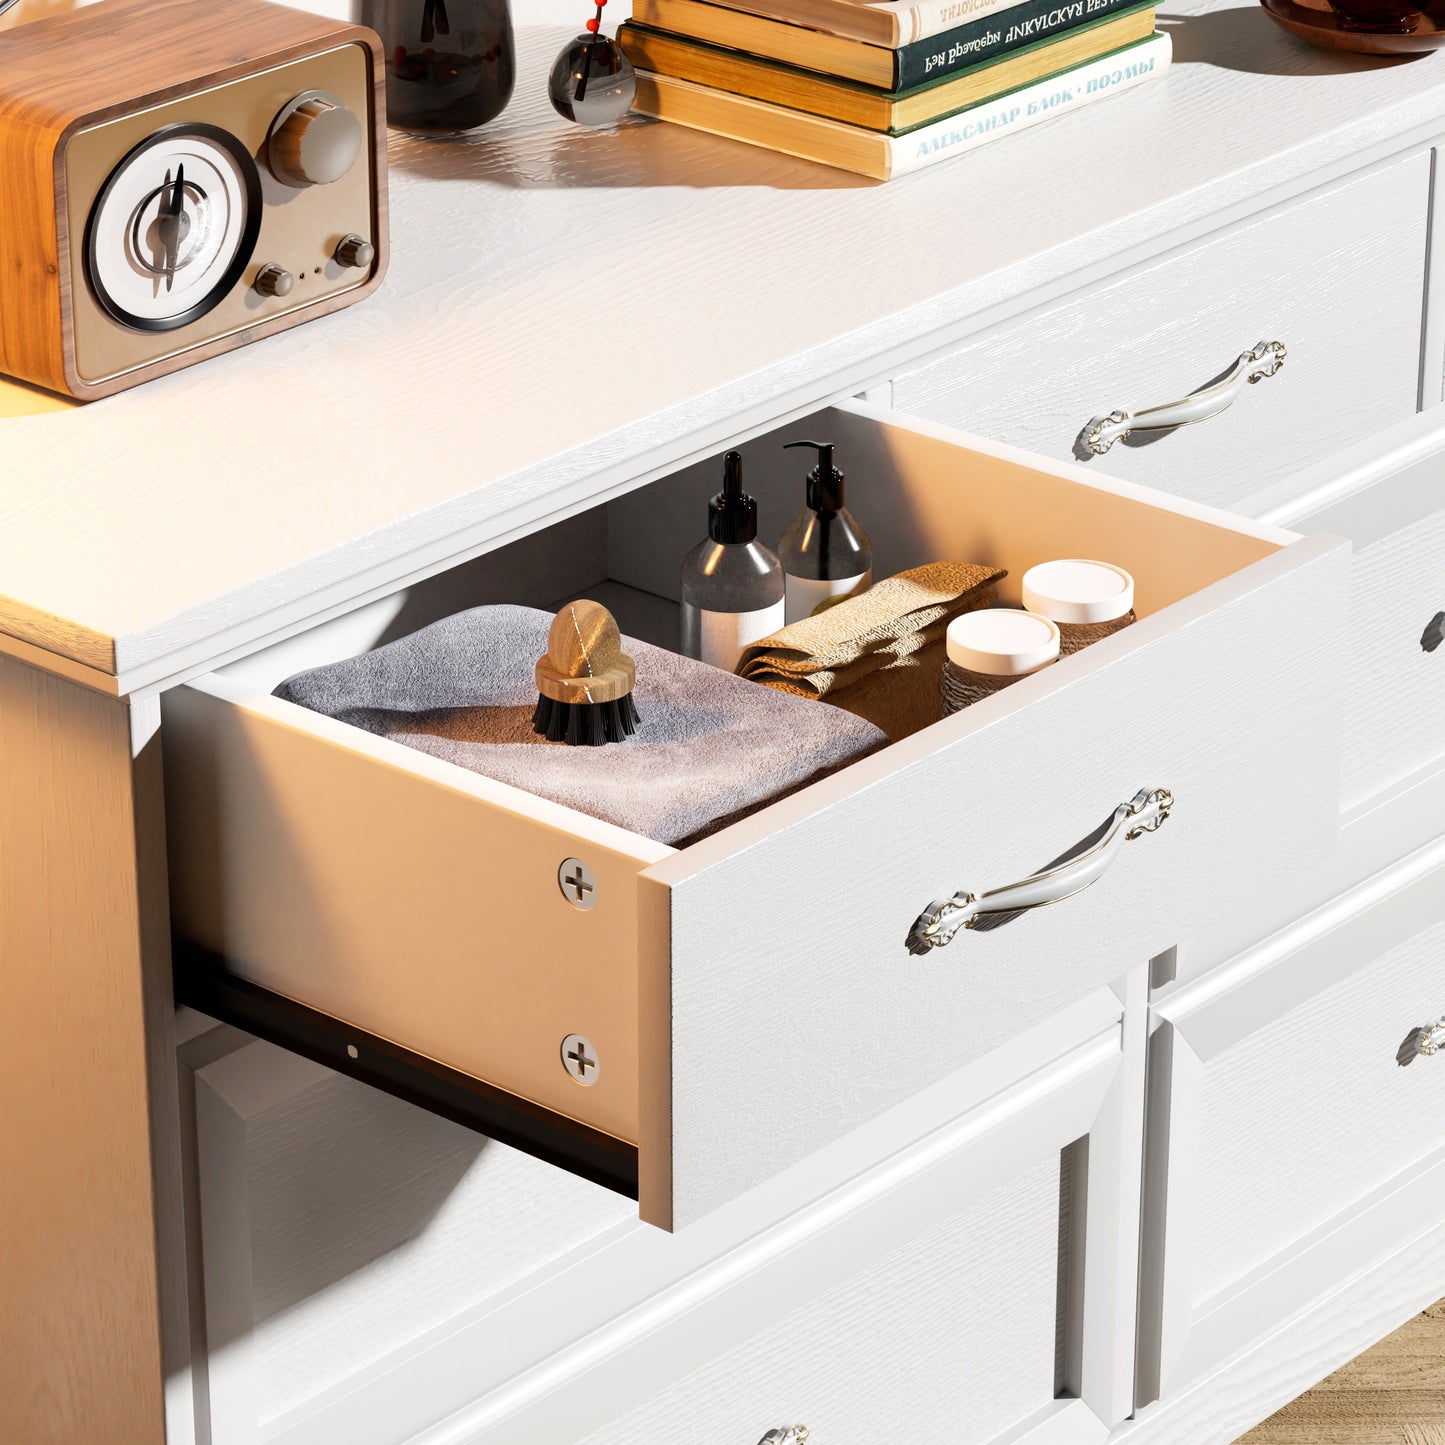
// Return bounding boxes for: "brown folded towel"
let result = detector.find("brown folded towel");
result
[736,561,1005,741]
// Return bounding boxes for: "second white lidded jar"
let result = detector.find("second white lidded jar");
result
[940,608,1060,717]
[1021,559,1136,656]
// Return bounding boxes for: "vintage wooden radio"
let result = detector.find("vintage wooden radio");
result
[0,0,386,399]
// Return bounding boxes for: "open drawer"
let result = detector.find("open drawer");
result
[163,400,1348,1230]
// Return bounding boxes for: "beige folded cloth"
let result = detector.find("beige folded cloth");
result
[736,561,1005,740]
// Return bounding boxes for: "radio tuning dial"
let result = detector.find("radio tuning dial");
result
[254,263,294,298]
[267,90,362,188]
[334,233,375,269]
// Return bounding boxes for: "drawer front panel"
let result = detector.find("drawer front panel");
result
[1195,913,1445,1300]
[1342,506,1445,809]
[1142,839,1445,1400]
[579,1156,1066,1445]
[191,1039,634,1435]
[890,153,1429,516]
[651,407,1347,1229]
[186,1005,1135,1445]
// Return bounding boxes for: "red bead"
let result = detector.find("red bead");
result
[585,16,600,29]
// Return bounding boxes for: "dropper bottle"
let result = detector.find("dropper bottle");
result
[779,440,873,623]
[679,450,785,671]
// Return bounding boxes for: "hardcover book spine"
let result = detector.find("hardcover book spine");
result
[890,29,1169,175]
[881,0,1046,45]
[895,0,1140,87]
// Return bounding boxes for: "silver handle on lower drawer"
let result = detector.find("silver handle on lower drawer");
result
[1083,341,1286,455]
[906,787,1173,955]
[758,1429,809,1445]
[1399,1019,1445,1066]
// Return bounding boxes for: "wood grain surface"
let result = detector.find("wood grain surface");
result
[0,655,182,1445]
[890,153,1429,514]
[0,0,1442,686]
[583,1157,1065,1445]
[1242,1299,1445,1444]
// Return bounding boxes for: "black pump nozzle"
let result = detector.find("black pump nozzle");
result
[708,449,760,544]
[784,439,846,513]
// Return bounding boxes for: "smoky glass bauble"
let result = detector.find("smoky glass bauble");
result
[548,34,636,128]
[353,0,515,137]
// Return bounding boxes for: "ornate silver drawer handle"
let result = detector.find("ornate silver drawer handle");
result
[758,1429,809,1445]
[906,787,1173,955]
[1083,341,1286,455]
[1398,1018,1445,1066]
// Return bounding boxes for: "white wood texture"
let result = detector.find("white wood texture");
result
[889,153,1429,515]
[1336,504,1445,809]
[1164,751,1445,992]
[406,1023,1132,1445]
[1194,920,1445,1299]
[1117,1177,1445,1445]
[163,400,1346,1228]
[576,1156,1069,1445]
[190,1040,634,1444]
[1251,382,1445,529]
[1138,833,1445,1403]
[1266,413,1445,812]
[1154,406,1445,987]
[183,988,1127,1445]
[2,0,1444,690]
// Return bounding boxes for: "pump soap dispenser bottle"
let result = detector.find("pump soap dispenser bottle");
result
[779,440,873,624]
[680,450,786,671]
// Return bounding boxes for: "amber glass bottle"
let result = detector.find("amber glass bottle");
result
[354,0,515,137]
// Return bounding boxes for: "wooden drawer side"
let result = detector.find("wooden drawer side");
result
[163,680,662,1147]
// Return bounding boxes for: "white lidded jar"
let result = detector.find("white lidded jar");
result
[1021,559,1136,656]
[940,608,1060,717]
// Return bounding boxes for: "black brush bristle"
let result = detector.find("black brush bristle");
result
[532,692,640,746]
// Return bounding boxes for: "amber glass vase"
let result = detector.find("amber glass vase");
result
[353,0,515,137]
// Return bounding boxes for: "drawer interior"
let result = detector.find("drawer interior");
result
[218,404,1284,715]
[167,400,1324,1229]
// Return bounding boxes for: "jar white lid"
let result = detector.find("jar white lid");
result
[1022,559,1135,625]
[946,609,1060,677]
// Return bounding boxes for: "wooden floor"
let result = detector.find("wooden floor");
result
[1241,1300,1445,1444]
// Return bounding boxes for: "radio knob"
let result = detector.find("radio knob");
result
[334,233,375,270]
[268,92,362,188]
[254,263,294,298]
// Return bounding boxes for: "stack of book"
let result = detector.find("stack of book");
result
[620,0,1170,179]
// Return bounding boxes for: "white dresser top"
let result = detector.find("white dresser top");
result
[2,0,1442,689]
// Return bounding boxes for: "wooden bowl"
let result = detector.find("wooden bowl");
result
[1261,0,1445,53]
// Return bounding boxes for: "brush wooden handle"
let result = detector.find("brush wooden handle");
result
[535,600,636,705]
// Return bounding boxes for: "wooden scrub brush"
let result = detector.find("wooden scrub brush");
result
[532,599,642,746]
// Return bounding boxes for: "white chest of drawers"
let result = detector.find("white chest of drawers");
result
[5,2,1445,1444]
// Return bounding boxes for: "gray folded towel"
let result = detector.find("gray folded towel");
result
[273,604,888,847]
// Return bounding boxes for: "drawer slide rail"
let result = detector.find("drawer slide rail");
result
[174,945,640,1199]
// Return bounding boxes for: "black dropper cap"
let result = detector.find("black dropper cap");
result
[784,439,846,513]
[708,450,760,544]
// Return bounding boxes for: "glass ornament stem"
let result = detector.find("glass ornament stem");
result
[576,7,605,101]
